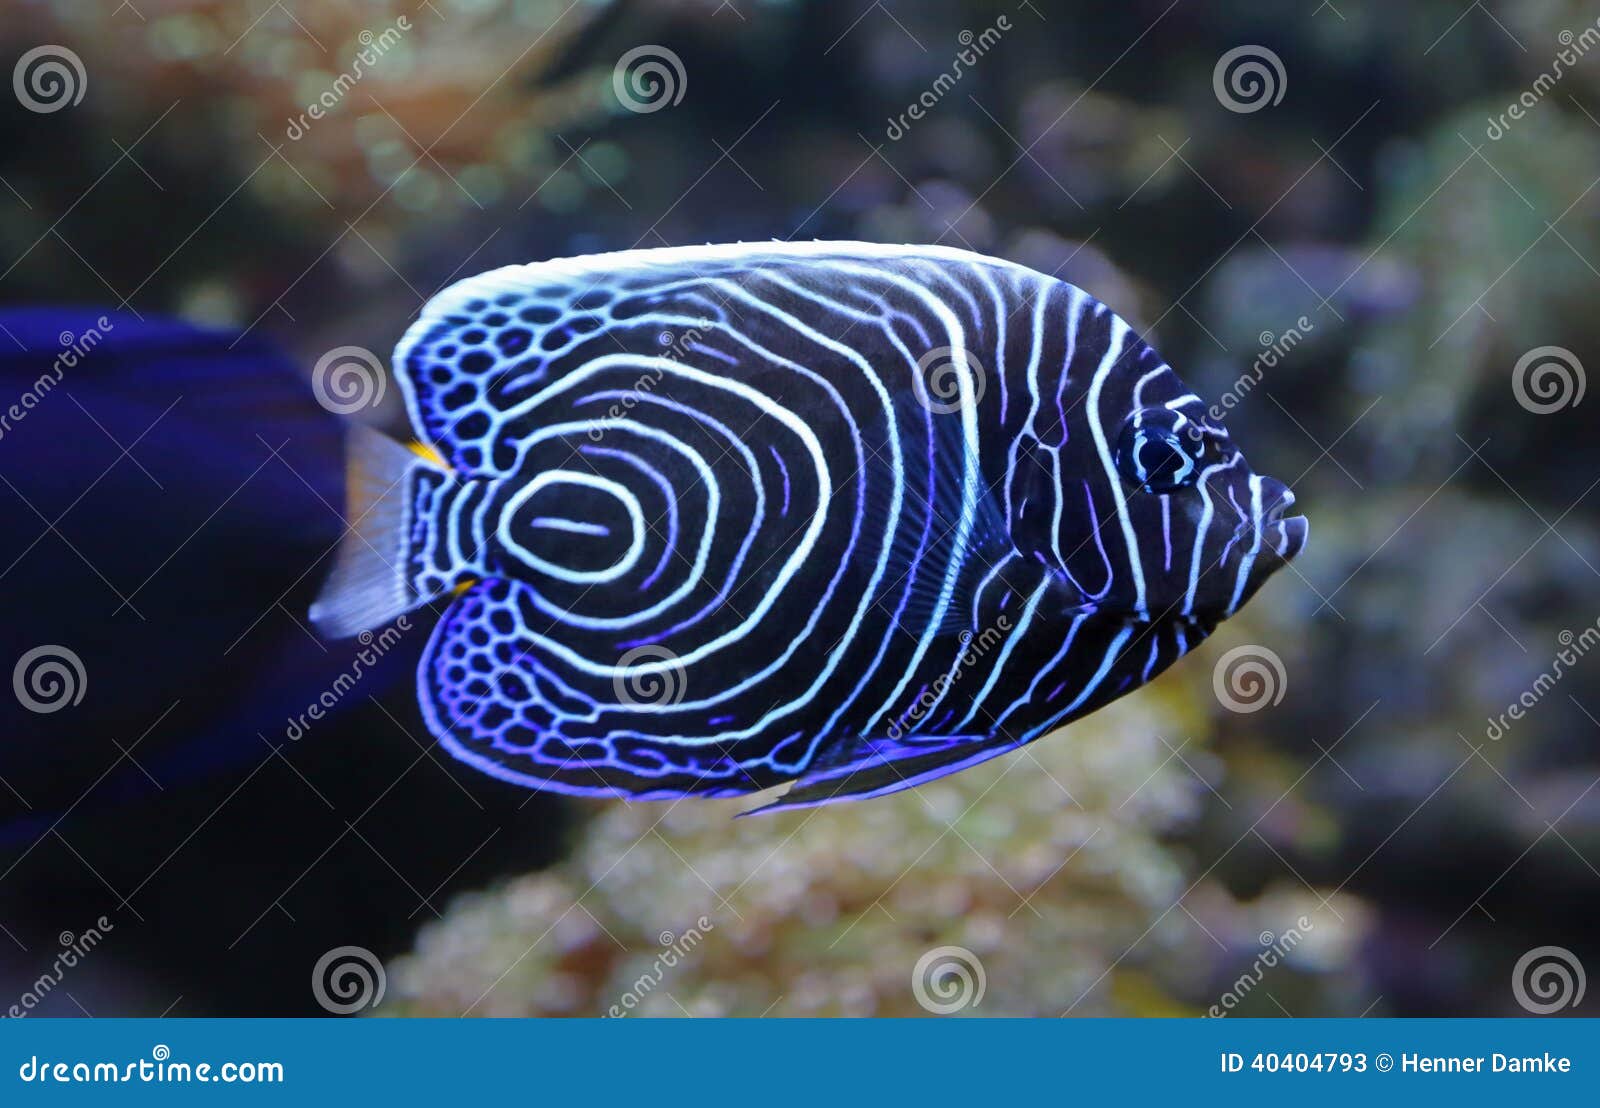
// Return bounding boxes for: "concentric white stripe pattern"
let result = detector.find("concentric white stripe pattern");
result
[380,243,1300,802]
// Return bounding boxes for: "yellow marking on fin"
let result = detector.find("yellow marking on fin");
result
[408,440,450,469]
[452,579,477,597]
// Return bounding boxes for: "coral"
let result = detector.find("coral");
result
[389,679,1369,1017]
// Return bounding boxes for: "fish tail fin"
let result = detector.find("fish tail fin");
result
[310,424,445,638]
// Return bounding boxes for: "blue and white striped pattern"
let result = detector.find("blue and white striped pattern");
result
[375,242,1306,808]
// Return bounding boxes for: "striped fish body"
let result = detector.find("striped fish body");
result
[311,243,1306,810]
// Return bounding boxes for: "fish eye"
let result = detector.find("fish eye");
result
[1115,408,1204,493]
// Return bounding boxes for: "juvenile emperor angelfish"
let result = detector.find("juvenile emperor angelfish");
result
[310,242,1307,812]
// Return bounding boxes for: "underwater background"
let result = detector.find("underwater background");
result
[1,0,1597,1017]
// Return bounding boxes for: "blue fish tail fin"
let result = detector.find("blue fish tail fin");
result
[310,424,454,638]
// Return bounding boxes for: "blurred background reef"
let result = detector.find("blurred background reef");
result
[0,0,1596,1016]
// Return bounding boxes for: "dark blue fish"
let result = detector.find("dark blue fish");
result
[311,242,1307,811]
[0,308,402,840]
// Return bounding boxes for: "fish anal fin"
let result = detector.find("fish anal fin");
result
[740,731,1017,815]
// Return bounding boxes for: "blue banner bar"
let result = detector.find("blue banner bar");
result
[3,1019,1595,1103]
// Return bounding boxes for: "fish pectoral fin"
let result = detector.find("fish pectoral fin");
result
[739,731,1018,815]
[889,400,1016,637]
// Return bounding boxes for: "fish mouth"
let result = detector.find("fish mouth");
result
[1270,513,1310,562]
[1261,486,1308,563]
[1236,483,1308,563]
